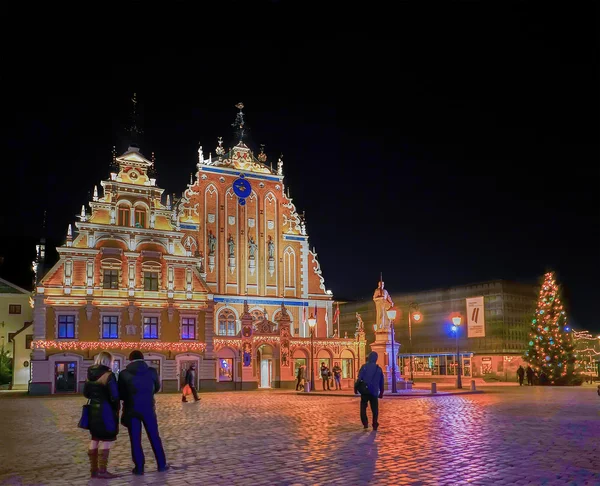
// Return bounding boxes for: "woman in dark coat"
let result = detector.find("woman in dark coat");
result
[83,351,120,478]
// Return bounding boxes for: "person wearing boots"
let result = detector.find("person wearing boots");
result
[182,364,200,402]
[83,351,120,479]
[119,350,169,475]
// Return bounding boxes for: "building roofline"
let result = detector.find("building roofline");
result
[0,277,31,295]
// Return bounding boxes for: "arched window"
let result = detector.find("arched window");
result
[134,207,147,228]
[118,206,131,227]
[218,309,237,336]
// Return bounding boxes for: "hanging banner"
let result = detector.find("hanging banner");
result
[466,296,485,338]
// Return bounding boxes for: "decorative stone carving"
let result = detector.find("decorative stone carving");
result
[373,279,394,331]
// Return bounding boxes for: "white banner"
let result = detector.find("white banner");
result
[466,296,485,338]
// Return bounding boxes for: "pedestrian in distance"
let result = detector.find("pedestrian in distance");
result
[320,362,331,391]
[181,363,200,403]
[354,351,384,431]
[118,350,169,476]
[526,365,534,386]
[332,362,342,390]
[517,365,525,386]
[296,364,305,391]
[83,351,120,479]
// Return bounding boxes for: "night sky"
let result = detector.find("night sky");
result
[2,4,598,332]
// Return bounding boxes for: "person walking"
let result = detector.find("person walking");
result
[118,350,169,476]
[320,363,331,391]
[354,351,384,431]
[83,351,120,479]
[517,365,525,386]
[526,365,534,386]
[332,362,342,390]
[296,364,305,391]
[182,364,200,402]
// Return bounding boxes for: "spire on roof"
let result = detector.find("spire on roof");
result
[232,102,248,143]
[127,93,143,148]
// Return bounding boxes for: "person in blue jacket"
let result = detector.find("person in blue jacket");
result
[355,351,384,430]
[118,350,169,475]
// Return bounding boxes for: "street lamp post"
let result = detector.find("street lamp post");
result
[386,308,398,394]
[308,314,317,392]
[407,304,422,382]
[452,316,462,389]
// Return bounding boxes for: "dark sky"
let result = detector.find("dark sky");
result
[2,4,598,332]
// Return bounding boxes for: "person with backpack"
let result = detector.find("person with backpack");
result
[354,351,384,431]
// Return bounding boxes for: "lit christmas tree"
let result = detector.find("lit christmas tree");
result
[524,272,578,385]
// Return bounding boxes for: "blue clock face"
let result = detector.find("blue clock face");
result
[233,176,252,198]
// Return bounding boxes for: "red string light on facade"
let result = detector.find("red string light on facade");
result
[32,340,206,352]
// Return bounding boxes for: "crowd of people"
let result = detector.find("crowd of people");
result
[82,350,170,478]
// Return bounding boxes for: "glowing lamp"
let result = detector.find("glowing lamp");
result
[386,308,397,321]
[451,325,457,332]
[452,316,462,326]
[412,312,422,322]
[307,314,317,329]
[373,324,378,332]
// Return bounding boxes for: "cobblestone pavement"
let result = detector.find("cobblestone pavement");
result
[1,386,599,485]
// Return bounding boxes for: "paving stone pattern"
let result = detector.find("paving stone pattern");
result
[0,387,599,485]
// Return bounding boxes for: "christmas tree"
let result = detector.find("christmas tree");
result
[524,272,578,385]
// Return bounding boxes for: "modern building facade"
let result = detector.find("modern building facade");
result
[340,280,538,381]
[29,106,363,394]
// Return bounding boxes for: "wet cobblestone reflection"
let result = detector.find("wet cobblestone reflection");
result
[0,386,599,485]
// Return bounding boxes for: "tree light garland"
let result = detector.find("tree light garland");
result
[32,340,207,352]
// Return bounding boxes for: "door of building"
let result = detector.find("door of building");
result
[54,362,77,393]
[260,359,272,388]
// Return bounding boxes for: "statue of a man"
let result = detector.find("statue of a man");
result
[228,234,235,257]
[373,279,394,330]
[208,231,216,256]
[248,236,258,259]
[268,237,275,259]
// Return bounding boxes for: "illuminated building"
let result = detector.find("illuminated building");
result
[29,104,363,394]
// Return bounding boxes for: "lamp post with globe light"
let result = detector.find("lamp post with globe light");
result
[407,304,422,382]
[307,314,317,392]
[386,308,398,393]
[451,316,463,389]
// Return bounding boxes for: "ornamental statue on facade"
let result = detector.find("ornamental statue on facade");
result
[228,234,235,274]
[248,235,258,276]
[373,278,394,331]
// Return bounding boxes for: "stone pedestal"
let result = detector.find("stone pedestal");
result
[369,329,402,391]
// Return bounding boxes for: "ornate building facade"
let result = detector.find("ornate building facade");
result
[30,107,364,394]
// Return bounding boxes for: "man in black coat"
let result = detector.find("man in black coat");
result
[118,350,169,475]
[182,363,200,402]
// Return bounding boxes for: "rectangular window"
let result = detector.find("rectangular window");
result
[227,321,236,336]
[219,358,233,382]
[103,269,119,289]
[342,358,354,379]
[58,315,75,339]
[118,207,130,227]
[134,208,146,228]
[102,316,119,339]
[144,272,159,291]
[25,335,33,349]
[182,318,196,340]
[9,304,22,314]
[143,316,158,339]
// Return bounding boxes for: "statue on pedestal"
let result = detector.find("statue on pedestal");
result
[373,278,394,330]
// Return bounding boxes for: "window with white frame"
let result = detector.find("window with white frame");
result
[218,309,237,336]
[181,317,196,340]
[58,315,76,339]
[143,316,159,339]
[102,316,119,339]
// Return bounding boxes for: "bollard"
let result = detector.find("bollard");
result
[431,382,437,394]
[470,379,476,391]
[304,382,310,393]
